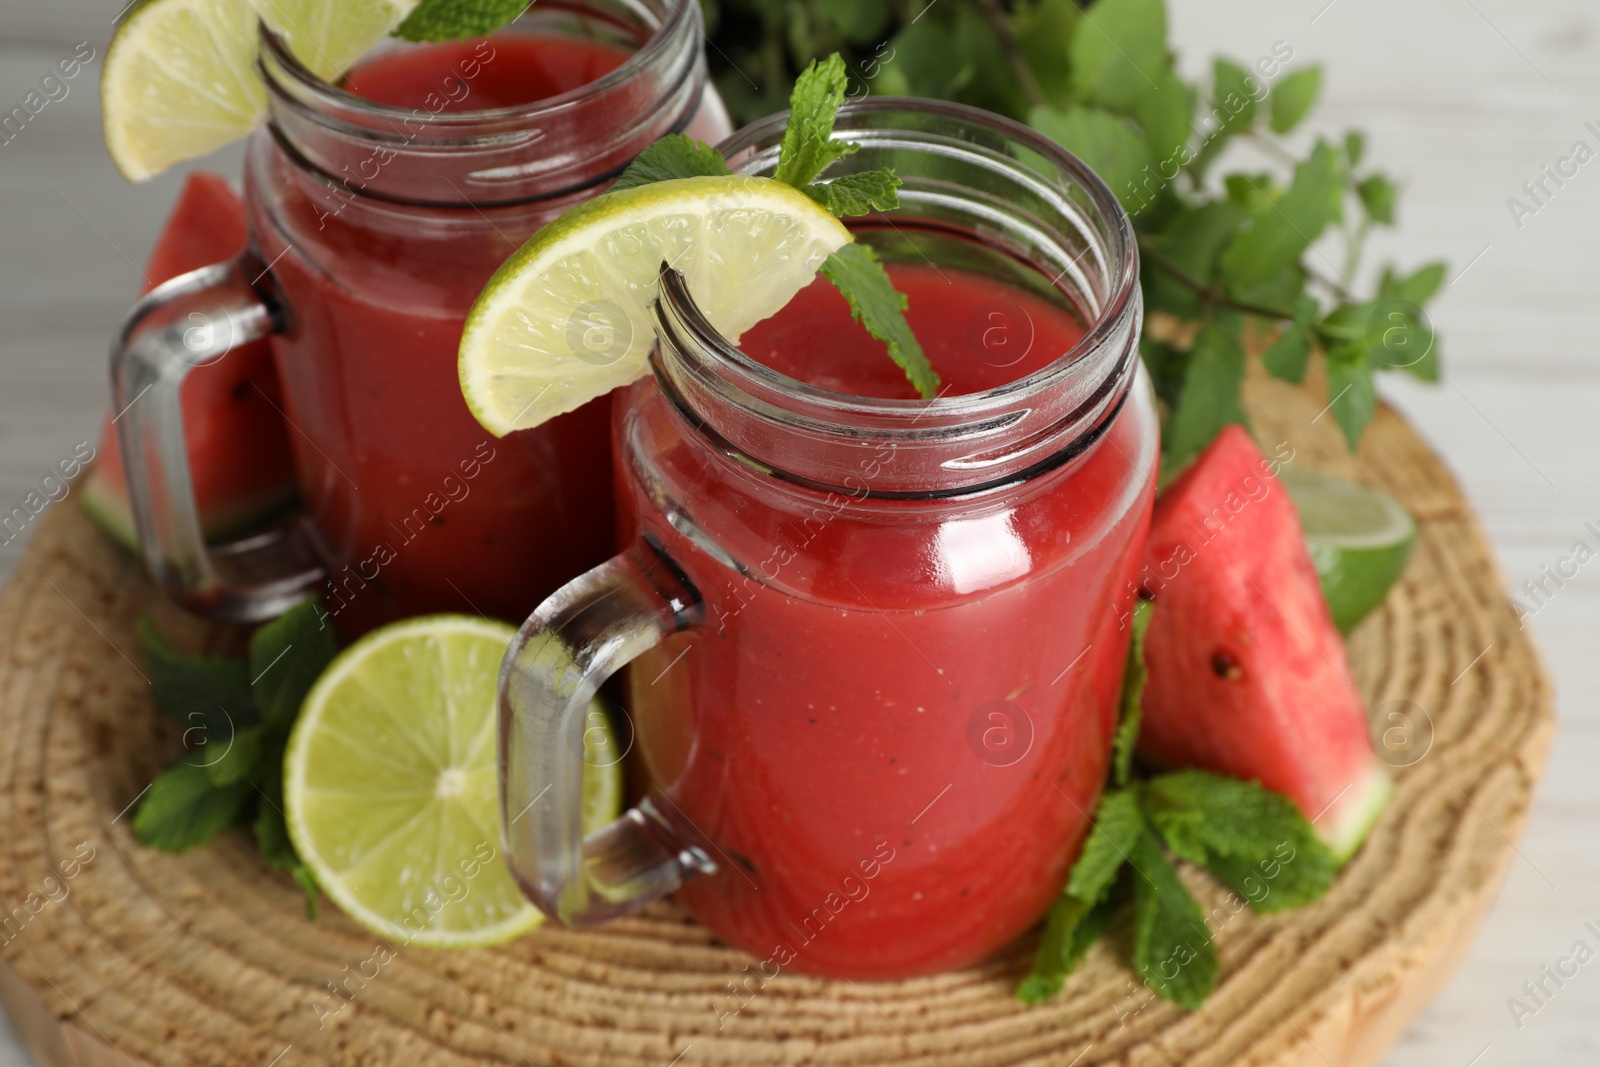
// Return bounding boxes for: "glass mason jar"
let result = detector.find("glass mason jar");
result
[111,0,730,631]
[500,99,1158,979]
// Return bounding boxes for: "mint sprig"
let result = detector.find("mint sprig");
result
[612,54,941,399]
[131,600,336,917]
[1018,601,1340,1010]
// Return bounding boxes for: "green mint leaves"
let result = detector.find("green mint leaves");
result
[1018,602,1338,1010]
[1141,771,1340,914]
[392,0,530,43]
[699,0,1448,464]
[613,54,939,398]
[819,244,939,397]
[132,600,337,917]
[612,135,733,191]
[773,54,860,187]
[804,169,902,217]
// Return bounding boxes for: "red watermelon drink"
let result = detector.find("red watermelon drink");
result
[112,1,730,628]
[626,258,1156,978]
[496,101,1159,979]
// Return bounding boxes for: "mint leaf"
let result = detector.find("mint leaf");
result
[1344,130,1367,168]
[133,760,253,853]
[392,0,528,43]
[1357,174,1398,226]
[1381,261,1447,305]
[1029,105,1153,211]
[873,20,974,101]
[1019,788,1137,1006]
[1269,67,1322,134]
[139,619,259,740]
[1139,770,1339,914]
[1140,337,1187,411]
[1018,895,1091,1004]
[1165,311,1247,465]
[250,598,338,732]
[612,135,732,192]
[775,54,857,188]
[202,724,263,787]
[1261,296,1318,384]
[1137,72,1196,172]
[1210,59,1259,137]
[1224,171,1280,216]
[1014,0,1081,103]
[814,0,893,44]
[1218,140,1343,287]
[1069,0,1168,113]
[804,169,902,216]
[1261,323,1311,384]
[1129,828,1218,1009]
[1326,343,1378,449]
[1190,58,1261,179]
[1067,788,1143,902]
[1112,601,1152,787]
[950,4,1033,120]
[255,757,319,919]
[818,243,940,398]
[1018,889,1122,1003]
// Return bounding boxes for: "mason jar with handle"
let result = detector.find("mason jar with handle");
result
[499,99,1160,979]
[111,0,730,630]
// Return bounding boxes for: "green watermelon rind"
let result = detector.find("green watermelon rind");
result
[79,459,298,554]
[1321,760,1395,864]
[79,465,139,552]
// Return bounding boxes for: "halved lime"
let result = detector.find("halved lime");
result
[1280,467,1416,632]
[102,0,415,182]
[458,175,854,436]
[283,615,623,948]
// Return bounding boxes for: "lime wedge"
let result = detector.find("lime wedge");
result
[101,0,415,182]
[458,175,853,436]
[283,615,622,948]
[1280,467,1416,632]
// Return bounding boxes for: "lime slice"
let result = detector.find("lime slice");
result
[458,175,853,436]
[283,615,623,948]
[102,0,415,182]
[1280,467,1416,633]
[246,0,417,80]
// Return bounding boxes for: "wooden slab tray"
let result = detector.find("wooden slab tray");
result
[0,373,1553,1067]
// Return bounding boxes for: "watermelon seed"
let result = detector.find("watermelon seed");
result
[1210,651,1244,680]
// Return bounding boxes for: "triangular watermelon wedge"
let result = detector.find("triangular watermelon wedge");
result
[81,172,298,550]
[1137,426,1392,860]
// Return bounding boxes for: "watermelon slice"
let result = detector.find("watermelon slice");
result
[1137,426,1392,860]
[81,172,298,550]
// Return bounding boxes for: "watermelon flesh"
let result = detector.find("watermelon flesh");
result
[81,172,298,550]
[1138,425,1391,860]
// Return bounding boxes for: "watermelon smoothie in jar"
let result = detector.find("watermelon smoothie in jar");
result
[499,100,1158,978]
[111,0,730,632]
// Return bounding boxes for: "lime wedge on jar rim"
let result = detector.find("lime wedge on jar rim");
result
[1280,467,1416,632]
[458,174,853,436]
[102,0,416,182]
[283,614,623,948]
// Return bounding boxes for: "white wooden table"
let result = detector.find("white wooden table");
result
[1,1,1595,1063]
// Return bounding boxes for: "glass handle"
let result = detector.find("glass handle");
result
[110,254,323,622]
[499,539,715,925]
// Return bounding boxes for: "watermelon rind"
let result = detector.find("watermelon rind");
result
[1319,760,1394,863]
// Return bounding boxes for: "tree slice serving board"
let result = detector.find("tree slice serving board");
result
[0,375,1554,1067]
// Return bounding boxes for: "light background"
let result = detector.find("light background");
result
[0,0,1596,1063]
